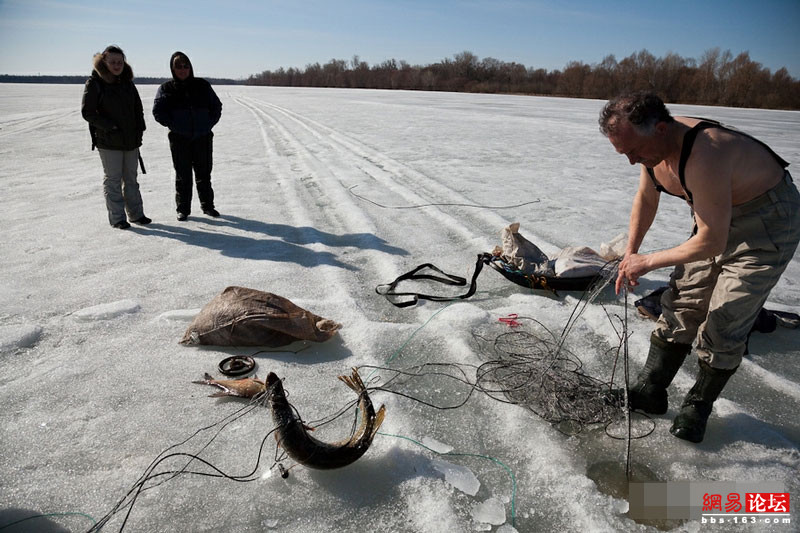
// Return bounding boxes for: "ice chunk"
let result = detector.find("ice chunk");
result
[155,308,202,322]
[470,497,505,525]
[420,436,454,454]
[261,518,278,528]
[73,299,140,321]
[598,232,627,260]
[431,458,480,496]
[0,324,43,352]
[497,525,519,533]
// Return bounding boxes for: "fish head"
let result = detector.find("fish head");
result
[265,372,284,398]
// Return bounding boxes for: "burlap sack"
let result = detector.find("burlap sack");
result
[181,286,341,347]
[494,222,549,274]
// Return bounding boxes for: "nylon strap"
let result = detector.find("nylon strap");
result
[376,253,488,308]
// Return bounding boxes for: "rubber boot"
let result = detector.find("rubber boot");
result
[607,333,691,414]
[670,360,737,443]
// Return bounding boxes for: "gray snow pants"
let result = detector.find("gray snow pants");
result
[655,171,800,369]
[98,148,145,225]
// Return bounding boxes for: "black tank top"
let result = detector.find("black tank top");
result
[645,118,789,205]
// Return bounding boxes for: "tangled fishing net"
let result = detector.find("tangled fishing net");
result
[371,261,640,437]
[470,262,638,435]
[475,318,621,433]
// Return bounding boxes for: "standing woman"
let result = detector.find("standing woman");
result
[81,45,151,229]
[153,51,222,221]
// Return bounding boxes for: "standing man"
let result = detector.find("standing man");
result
[153,51,222,221]
[600,92,800,443]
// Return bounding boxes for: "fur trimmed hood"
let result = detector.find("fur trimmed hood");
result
[92,53,134,84]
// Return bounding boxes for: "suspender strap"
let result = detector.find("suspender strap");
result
[656,118,791,207]
[646,167,668,194]
[676,122,719,205]
[376,254,488,308]
[685,117,790,169]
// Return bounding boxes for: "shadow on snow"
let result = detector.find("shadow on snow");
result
[134,214,408,270]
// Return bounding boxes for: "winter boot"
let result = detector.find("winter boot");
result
[670,360,737,443]
[606,333,691,414]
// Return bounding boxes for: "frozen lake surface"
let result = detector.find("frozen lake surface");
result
[1,84,798,532]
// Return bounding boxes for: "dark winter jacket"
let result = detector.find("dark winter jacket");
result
[152,52,222,140]
[81,54,145,151]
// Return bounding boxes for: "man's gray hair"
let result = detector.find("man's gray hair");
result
[599,92,674,137]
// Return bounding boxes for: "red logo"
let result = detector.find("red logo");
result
[725,493,742,513]
[746,493,790,513]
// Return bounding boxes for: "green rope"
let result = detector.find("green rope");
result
[0,511,96,531]
[380,432,517,527]
[384,303,453,364]
[368,303,517,527]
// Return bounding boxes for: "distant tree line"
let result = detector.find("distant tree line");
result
[245,49,800,110]
[0,75,241,85]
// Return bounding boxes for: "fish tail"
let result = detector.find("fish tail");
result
[338,367,366,394]
[370,405,386,440]
[191,372,215,384]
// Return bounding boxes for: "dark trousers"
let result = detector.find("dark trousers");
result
[169,131,214,214]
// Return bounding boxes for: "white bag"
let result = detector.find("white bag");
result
[494,222,549,274]
[495,223,625,278]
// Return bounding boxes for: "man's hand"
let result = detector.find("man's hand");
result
[615,253,651,294]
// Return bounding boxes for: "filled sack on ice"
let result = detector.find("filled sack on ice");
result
[552,246,613,278]
[493,222,625,281]
[181,286,341,347]
[498,222,549,274]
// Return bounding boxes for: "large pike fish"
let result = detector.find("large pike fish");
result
[266,368,386,469]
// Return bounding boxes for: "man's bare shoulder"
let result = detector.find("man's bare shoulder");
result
[681,119,784,204]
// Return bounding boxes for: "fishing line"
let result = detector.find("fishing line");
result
[380,432,518,528]
[360,304,521,528]
[88,262,639,530]
[623,284,632,478]
[348,184,540,210]
[354,269,637,528]
[89,390,279,532]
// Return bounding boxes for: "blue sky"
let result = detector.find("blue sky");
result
[1,0,798,79]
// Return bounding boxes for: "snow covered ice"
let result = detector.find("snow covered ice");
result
[1,83,799,532]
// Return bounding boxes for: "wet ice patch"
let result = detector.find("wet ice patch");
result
[0,324,43,352]
[73,299,141,321]
[471,496,506,525]
[431,457,480,495]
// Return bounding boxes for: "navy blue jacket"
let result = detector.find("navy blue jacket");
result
[152,53,222,140]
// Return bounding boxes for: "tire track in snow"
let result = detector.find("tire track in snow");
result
[235,96,460,262]
[231,93,575,325]
[235,95,522,252]
[0,108,79,138]
[234,94,414,323]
